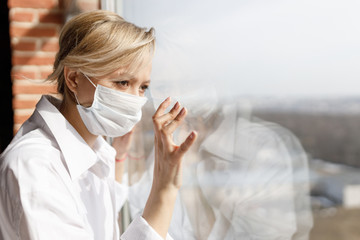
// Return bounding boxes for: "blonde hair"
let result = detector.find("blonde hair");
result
[47,10,155,95]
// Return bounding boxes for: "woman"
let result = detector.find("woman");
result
[0,10,196,240]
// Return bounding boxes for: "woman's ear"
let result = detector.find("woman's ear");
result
[64,66,78,94]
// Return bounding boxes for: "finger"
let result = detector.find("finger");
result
[113,130,133,145]
[163,107,187,135]
[121,129,133,140]
[158,106,185,152]
[122,131,133,142]
[177,131,197,156]
[154,135,161,168]
[161,107,187,152]
[156,102,182,126]
[153,97,171,118]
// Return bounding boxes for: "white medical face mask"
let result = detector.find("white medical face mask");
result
[75,74,148,137]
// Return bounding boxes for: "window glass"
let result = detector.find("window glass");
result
[114,1,360,239]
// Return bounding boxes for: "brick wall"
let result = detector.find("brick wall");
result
[8,0,100,132]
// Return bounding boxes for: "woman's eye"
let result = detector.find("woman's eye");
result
[140,85,149,92]
[115,81,129,87]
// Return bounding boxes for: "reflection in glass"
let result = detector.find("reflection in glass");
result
[126,87,313,239]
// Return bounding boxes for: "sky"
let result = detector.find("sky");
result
[121,0,360,99]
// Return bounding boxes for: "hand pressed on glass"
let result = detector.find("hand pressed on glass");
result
[143,96,197,238]
[152,97,197,190]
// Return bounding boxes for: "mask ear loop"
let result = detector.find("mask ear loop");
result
[74,93,81,105]
[74,73,97,106]
[82,73,97,88]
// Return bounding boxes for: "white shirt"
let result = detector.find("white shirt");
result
[0,95,172,240]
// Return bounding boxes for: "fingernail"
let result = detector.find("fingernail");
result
[180,107,186,115]
[190,131,195,139]
[166,96,171,102]
[174,102,180,110]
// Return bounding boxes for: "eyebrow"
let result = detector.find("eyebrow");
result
[109,73,134,79]
[107,72,151,83]
[108,77,151,85]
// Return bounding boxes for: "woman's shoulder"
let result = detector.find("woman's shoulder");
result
[0,128,75,215]
[1,128,61,173]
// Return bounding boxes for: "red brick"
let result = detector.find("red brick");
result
[41,41,59,52]
[77,0,100,11]
[39,12,64,24]
[10,26,58,38]
[14,114,31,125]
[40,70,53,79]
[12,41,37,51]
[13,56,55,66]
[13,84,57,95]
[8,0,58,9]
[13,99,38,109]
[11,70,36,80]
[11,12,35,22]
[13,124,21,134]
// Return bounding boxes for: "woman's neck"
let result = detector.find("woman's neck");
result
[59,96,98,148]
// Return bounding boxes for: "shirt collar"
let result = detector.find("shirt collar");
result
[35,95,115,180]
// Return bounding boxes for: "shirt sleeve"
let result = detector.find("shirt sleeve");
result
[121,215,174,240]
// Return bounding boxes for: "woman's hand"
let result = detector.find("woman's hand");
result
[143,97,197,238]
[112,130,134,160]
[112,130,134,183]
[152,97,197,191]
